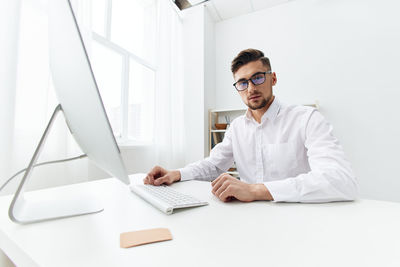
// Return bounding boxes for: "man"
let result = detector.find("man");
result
[144,48,358,203]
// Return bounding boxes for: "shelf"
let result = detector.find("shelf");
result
[209,108,246,155]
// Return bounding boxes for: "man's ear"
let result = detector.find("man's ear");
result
[272,72,277,86]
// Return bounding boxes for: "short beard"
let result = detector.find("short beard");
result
[248,97,269,110]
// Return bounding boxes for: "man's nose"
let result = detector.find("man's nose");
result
[247,80,257,93]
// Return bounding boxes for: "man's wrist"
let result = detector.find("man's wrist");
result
[172,170,181,182]
[251,184,273,201]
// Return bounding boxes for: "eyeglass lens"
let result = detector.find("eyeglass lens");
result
[236,73,266,91]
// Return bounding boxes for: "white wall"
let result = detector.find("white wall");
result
[181,6,206,164]
[204,7,216,156]
[179,5,216,164]
[214,0,400,201]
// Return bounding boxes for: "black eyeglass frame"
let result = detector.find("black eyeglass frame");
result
[233,70,272,91]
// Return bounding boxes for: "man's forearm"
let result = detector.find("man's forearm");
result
[179,160,226,182]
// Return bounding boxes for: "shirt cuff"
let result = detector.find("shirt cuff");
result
[178,167,194,182]
[264,179,300,202]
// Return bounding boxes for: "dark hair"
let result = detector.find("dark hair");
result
[231,49,271,74]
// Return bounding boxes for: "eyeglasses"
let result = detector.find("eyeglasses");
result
[233,71,272,91]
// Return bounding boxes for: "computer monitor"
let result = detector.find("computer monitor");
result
[8,0,129,224]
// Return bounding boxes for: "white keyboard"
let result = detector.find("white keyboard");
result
[130,184,208,215]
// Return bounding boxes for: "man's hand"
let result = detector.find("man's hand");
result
[143,166,181,186]
[211,173,273,202]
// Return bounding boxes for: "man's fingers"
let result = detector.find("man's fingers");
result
[149,166,165,177]
[143,175,170,186]
[212,179,224,195]
[144,174,155,185]
[212,174,230,194]
[219,186,234,202]
[211,179,223,195]
[154,175,170,186]
[149,166,160,176]
[211,173,225,186]
[143,176,156,185]
[215,181,230,197]
[146,166,164,184]
[145,169,155,184]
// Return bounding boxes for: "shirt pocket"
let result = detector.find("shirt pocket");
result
[265,141,298,179]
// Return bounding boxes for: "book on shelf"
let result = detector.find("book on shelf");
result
[212,132,218,147]
[212,132,223,147]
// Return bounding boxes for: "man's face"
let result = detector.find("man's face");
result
[233,60,277,110]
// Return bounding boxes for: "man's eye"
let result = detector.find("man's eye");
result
[253,75,263,81]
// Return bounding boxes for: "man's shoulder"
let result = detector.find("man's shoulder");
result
[228,114,246,128]
[279,102,317,120]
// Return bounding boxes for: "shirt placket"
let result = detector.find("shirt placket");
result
[255,124,264,183]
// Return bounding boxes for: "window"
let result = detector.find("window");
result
[89,0,157,144]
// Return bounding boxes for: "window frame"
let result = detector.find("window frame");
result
[91,0,157,146]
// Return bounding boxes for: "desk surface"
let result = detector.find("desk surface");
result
[1,174,400,267]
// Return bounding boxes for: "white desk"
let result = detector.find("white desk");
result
[1,174,400,267]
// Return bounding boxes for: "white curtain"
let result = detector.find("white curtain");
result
[0,0,90,196]
[153,0,185,170]
[0,0,21,195]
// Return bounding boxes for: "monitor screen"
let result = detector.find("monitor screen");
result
[48,0,129,185]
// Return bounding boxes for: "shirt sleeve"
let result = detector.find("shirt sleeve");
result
[264,110,359,202]
[179,124,235,182]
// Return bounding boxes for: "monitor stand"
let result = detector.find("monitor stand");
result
[8,104,104,224]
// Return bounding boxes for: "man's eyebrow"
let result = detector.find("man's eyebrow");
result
[236,71,265,82]
[251,71,265,77]
[236,77,247,82]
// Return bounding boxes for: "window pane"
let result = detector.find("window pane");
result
[91,0,107,36]
[128,60,155,141]
[111,0,157,64]
[90,41,122,136]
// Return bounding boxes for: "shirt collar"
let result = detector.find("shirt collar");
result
[245,97,281,123]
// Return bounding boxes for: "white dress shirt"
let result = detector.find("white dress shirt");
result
[179,98,358,202]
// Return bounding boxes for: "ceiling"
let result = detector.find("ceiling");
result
[204,0,292,21]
